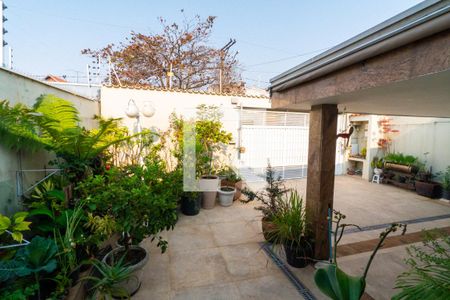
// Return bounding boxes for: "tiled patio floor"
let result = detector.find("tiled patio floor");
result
[134,175,450,299]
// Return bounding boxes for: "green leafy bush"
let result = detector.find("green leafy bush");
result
[79,159,179,252]
[393,230,450,300]
[0,236,58,299]
[0,96,130,182]
[0,212,31,244]
[384,153,420,166]
[438,166,450,191]
[169,105,232,177]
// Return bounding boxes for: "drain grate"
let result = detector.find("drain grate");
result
[345,213,450,234]
[260,243,316,300]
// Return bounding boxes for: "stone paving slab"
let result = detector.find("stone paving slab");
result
[134,176,450,299]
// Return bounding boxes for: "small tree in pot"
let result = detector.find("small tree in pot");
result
[195,105,232,209]
[241,163,290,242]
[79,159,178,294]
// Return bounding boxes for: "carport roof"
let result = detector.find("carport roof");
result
[269,0,450,117]
[270,0,450,92]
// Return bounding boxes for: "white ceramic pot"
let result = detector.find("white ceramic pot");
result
[374,168,382,175]
[102,245,148,296]
[199,175,220,192]
[218,186,236,207]
[199,175,220,209]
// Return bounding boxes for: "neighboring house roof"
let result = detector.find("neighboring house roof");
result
[44,74,67,83]
[107,84,270,99]
[270,0,450,92]
[0,67,93,101]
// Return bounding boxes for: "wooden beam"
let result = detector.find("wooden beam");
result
[306,104,338,260]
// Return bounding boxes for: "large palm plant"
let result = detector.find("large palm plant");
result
[0,95,127,181]
[393,230,450,300]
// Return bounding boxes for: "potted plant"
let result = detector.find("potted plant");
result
[370,157,384,175]
[199,175,220,209]
[384,152,419,173]
[220,166,244,201]
[415,167,442,199]
[83,256,138,299]
[242,163,290,242]
[0,236,59,300]
[268,191,313,268]
[195,105,233,209]
[79,160,178,293]
[180,192,202,216]
[438,166,450,200]
[217,186,236,207]
[314,210,407,300]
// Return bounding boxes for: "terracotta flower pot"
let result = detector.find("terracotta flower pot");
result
[261,217,277,243]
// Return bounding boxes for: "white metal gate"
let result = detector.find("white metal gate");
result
[238,110,309,181]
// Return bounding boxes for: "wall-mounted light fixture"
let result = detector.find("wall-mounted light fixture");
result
[125,99,155,133]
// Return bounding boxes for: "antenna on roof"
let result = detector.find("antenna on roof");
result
[219,38,236,93]
[107,54,122,86]
[0,0,7,67]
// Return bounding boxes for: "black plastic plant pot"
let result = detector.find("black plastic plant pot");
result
[181,193,202,216]
[283,240,313,268]
[442,190,450,200]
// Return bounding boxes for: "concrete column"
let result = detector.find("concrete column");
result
[306,104,338,260]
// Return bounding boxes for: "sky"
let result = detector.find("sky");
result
[3,0,423,88]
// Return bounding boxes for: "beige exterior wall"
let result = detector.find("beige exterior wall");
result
[0,68,99,214]
[343,114,450,180]
[100,86,271,143]
[389,116,450,175]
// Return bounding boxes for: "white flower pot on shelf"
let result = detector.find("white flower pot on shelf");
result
[374,168,383,175]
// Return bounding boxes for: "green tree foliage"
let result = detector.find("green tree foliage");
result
[83,14,244,94]
[169,105,232,176]
[78,159,179,252]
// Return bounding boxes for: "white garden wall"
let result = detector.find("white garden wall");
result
[389,116,450,174]
[0,68,99,214]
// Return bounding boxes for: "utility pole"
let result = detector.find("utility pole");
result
[168,63,173,89]
[219,38,236,93]
[0,0,7,67]
[108,55,112,85]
